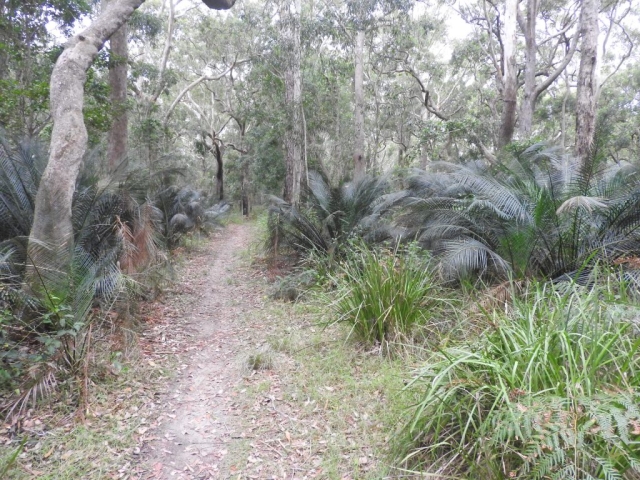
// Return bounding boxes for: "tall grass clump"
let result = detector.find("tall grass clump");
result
[400,280,640,479]
[330,243,447,349]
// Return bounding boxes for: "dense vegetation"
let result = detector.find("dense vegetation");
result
[1,0,640,477]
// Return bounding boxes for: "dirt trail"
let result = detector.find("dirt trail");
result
[141,223,266,479]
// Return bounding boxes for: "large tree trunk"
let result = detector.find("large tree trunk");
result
[107,15,129,172]
[575,0,599,165]
[498,0,518,148]
[27,0,235,292]
[27,0,145,292]
[353,29,366,179]
[282,0,303,205]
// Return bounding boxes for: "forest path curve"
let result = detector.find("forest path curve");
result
[140,222,267,479]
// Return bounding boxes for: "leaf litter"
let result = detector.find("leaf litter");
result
[2,222,410,479]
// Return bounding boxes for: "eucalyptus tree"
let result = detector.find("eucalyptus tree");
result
[106,0,129,172]
[26,0,236,292]
[280,0,304,204]
[368,5,470,166]
[517,0,580,138]
[575,0,600,166]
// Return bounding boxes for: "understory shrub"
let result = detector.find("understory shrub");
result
[401,280,640,479]
[0,136,228,415]
[398,141,640,282]
[267,171,394,260]
[330,243,447,348]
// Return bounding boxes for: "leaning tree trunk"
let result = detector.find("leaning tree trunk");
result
[107,12,129,172]
[353,29,366,179]
[575,0,599,166]
[26,0,145,293]
[282,0,304,206]
[498,0,518,148]
[27,0,236,293]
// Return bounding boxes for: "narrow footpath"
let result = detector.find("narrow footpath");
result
[140,223,268,479]
[136,221,397,480]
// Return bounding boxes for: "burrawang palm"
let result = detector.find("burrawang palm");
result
[267,170,396,260]
[398,140,640,282]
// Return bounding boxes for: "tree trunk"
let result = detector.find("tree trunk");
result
[575,0,599,165]
[214,142,224,200]
[107,16,129,172]
[519,0,537,137]
[498,0,518,148]
[561,72,570,149]
[27,0,235,292]
[519,0,578,138]
[241,159,249,216]
[353,29,366,178]
[27,0,145,292]
[282,0,303,205]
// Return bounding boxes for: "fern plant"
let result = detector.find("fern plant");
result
[401,280,640,479]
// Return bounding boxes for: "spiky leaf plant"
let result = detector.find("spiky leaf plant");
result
[0,136,169,414]
[154,182,227,247]
[329,242,448,349]
[268,171,394,260]
[400,280,640,479]
[0,138,44,243]
[400,139,640,282]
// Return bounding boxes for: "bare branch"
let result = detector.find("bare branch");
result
[162,58,248,126]
[533,29,579,100]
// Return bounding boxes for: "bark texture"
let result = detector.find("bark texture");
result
[498,0,518,148]
[518,0,578,137]
[353,29,366,179]
[214,142,224,201]
[575,0,599,165]
[282,0,304,205]
[107,17,129,172]
[519,0,537,137]
[27,0,145,290]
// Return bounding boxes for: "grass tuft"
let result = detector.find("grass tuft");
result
[329,243,452,351]
[246,350,274,371]
[400,279,640,479]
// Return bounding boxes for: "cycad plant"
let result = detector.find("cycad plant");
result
[0,137,163,413]
[400,140,640,282]
[268,171,393,259]
[400,280,640,479]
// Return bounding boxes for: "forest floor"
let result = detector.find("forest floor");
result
[2,219,412,479]
[136,220,411,479]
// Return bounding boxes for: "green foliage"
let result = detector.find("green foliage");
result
[330,242,442,347]
[400,141,640,282]
[268,171,392,258]
[401,280,640,478]
[0,136,175,413]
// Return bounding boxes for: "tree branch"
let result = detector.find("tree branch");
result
[162,58,247,127]
[533,29,579,101]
